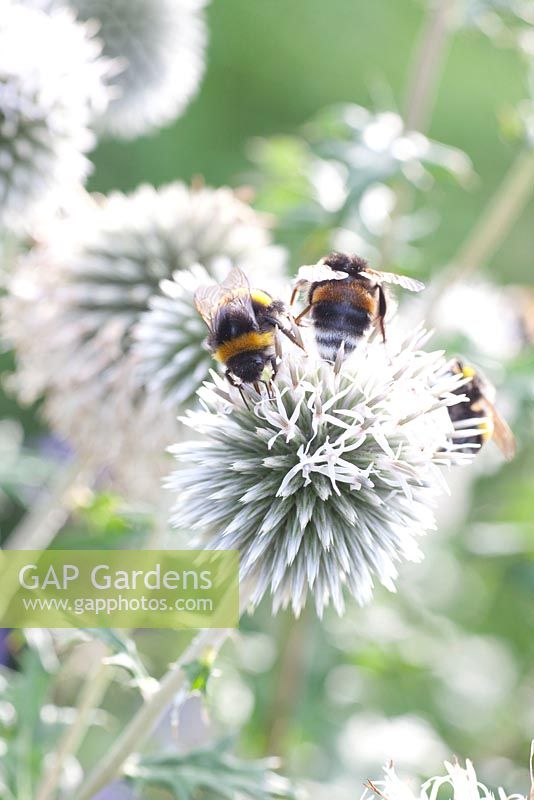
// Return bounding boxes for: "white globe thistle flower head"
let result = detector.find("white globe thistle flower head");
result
[363,757,529,800]
[0,1,110,231]
[168,324,476,617]
[133,264,222,410]
[133,257,287,409]
[3,182,283,501]
[55,0,209,139]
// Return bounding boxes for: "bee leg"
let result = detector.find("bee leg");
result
[226,369,250,409]
[290,286,300,306]
[270,355,279,379]
[238,386,250,409]
[274,328,283,362]
[265,377,275,399]
[377,285,387,343]
[263,313,306,351]
[295,305,312,325]
[225,368,237,386]
[283,316,305,350]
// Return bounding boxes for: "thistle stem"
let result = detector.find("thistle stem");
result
[265,607,312,756]
[36,654,112,800]
[426,148,534,318]
[381,0,456,264]
[76,586,252,800]
[447,149,534,281]
[35,523,174,800]
[4,458,90,551]
[403,0,456,133]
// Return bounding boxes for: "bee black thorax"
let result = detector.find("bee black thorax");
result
[323,251,369,277]
[208,306,259,350]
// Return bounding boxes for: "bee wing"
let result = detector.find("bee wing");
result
[360,268,425,293]
[219,268,257,321]
[220,266,252,293]
[294,262,347,289]
[194,283,226,331]
[194,267,257,332]
[488,402,516,461]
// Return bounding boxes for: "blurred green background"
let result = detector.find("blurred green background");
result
[88,0,534,791]
[1,1,534,798]
[91,0,533,278]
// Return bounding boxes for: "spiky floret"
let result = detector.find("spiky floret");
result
[59,0,208,138]
[168,325,476,616]
[133,264,216,409]
[362,757,528,800]
[0,2,109,230]
[3,183,281,500]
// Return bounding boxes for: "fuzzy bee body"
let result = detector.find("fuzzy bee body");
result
[195,269,300,387]
[449,360,515,461]
[292,252,424,362]
[448,365,492,452]
[308,276,376,361]
[210,291,283,382]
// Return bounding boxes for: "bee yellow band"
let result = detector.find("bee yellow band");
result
[215,331,274,363]
[480,417,494,441]
[250,289,273,307]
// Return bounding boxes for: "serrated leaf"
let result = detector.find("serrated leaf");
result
[125,740,297,800]
[82,629,154,695]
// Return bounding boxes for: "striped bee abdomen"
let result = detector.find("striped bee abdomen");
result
[311,301,372,361]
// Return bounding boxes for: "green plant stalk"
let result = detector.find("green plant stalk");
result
[33,514,189,800]
[403,0,457,133]
[36,657,112,800]
[76,585,253,800]
[4,459,89,551]
[264,606,312,756]
[381,0,456,265]
[426,148,534,319]
[0,460,92,627]
[447,148,534,281]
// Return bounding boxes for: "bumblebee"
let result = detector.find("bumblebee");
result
[195,267,301,389]
[291,252,424,362]
[448,359,516,461]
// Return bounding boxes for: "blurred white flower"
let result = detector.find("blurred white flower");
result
[461,0,534,53]
[341,713,447,776]
[433,635,518,730]
[35,0,209,138]
[168,325,476,616]
[3,182,282,501]
[363,756,529,800]
[432,281,523,361]
[211,671,255,729]
[0,1,109,230]
[314,104,473,192]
